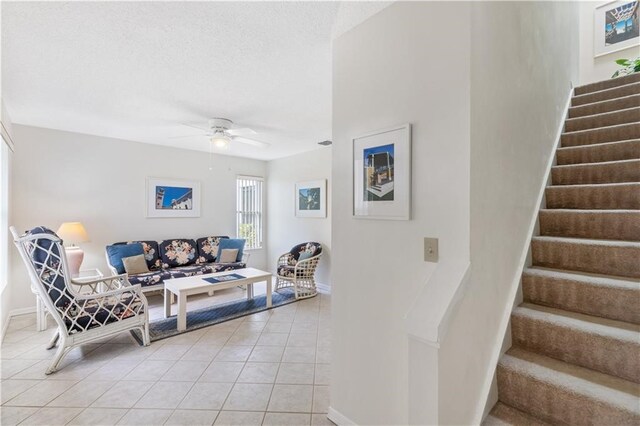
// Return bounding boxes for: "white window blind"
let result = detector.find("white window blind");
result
[236,176,263,249]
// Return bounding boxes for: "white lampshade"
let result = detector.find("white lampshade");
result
[56,222,90,246]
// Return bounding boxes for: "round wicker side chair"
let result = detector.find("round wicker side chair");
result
[275,242,323,300]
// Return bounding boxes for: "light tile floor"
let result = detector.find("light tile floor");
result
[1,287,333,426]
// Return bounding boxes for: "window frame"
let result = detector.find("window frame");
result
[235,175,264,250]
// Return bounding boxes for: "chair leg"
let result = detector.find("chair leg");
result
[46,330,60,350]
[142,322,150,346]
[46,338,69,375]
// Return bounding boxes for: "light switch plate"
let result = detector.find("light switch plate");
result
[424,237,439,262]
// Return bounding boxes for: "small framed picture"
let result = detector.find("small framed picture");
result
[353,123,411,220]
[594,0,639,57]
[146,177,201,218]
[295,180,327,218]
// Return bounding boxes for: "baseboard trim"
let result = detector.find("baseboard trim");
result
[1,306,37,342]
[317,282,331,293]
[328,407,356,425]
[472,86,575,424]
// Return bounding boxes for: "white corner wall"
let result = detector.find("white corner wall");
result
[579,1,640,85]
[1,100,14,335]
[331,2,471,424]
[10,125,267,311]
[437,2,580,424]
[266,148,331,287]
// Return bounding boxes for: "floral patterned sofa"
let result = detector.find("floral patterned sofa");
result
[106,236,246,293]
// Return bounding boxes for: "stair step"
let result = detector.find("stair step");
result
[484,402,550,426]
[497,348,640,425]
[522,267,640,324]
[556,139,640,165]
[511,303,640,382]
[572,82,640,107]
[574,73,640,96]
[531,236,640,278]
[564,107,640,132]
[551,159,640,185]
[539,209,640,241]
[545,182,640,210]
[569,94,640,119]
[561,123,640,147]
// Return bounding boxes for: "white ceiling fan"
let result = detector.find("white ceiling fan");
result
[173,118,270,149]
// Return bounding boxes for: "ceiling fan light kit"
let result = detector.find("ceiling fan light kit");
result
[177,117,270,149]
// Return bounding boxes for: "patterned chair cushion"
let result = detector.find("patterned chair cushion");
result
[27,226,73,309]
[112,241,161,270]
[277,265,307,278]
[159,239,197,268]
[196,236,229,263]
[66,293,144,333]
[127,269,172,288]
[289,242,322,262]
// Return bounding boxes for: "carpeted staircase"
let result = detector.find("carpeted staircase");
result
[485,73,640,425]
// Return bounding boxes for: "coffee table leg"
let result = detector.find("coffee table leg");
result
[247,283,254,300]
[177,292,187,332]
[266,277,272,308]
[164,288,171,318]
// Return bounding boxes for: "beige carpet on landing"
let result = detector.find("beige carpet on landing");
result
[485,73,640,425]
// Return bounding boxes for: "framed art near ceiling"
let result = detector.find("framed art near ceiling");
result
[594,0,639,57]
[295,179,327,218]
[146,177,201,218]
[353,123,411,220]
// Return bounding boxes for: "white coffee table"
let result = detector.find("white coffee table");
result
[163,267,273,332]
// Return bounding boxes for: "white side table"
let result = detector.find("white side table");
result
[35,268,103,331]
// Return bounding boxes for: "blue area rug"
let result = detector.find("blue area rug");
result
[132,288,297,344]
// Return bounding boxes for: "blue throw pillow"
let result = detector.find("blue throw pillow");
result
[106,243,144,274]
[216,238,246,263]
[298,251,313,262]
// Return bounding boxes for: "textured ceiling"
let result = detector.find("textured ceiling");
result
[1,1,390,160]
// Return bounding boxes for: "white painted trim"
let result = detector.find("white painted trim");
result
[317,282,331,293]
[328,407,357,426]
[472,87,574,425]
[1,306,37,342]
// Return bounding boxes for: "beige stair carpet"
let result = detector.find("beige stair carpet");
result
[485,74,640,425]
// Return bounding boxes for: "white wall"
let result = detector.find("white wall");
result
[1,100,15,336]
[437,2,580,424]
[579,1,640,84]
[10,125,267,311]
[267,148,331,286]
[331,3,471,424]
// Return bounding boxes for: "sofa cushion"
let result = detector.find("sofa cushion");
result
[159,239,197,268]
[219,249,239,263]
[111,240,161,270]
[127,269,172,288]
[196,236,229,263]
[289,242,322,262]
[277,265,307,278]
[122,254,149,275]
[217,238,246,262]
[106,243,144,274]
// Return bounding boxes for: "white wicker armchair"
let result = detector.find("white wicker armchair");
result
[11,226,150,374]
[275,242,323,299]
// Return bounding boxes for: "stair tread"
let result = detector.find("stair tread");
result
[500,348,640,408]
[531,235,640,247]
[556,138,639,151]
[565,106,640,123]
[547,181,640,188]
[575,73,640,95]
[514,303,640,341]
[524,267,640,289]
[572,81,640,104]
[551,158,640,169]
[539,208,640,213]
[562,121,640,137]
[485,402,551,426]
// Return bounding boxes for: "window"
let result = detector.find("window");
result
[236,176,263,249]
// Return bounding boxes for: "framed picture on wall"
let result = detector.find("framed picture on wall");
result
[295,180,327,218]
[353,123,411,220]
[146,177,201,218]
[594,0,639,57]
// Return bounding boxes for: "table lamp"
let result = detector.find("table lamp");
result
[56,222,90,277]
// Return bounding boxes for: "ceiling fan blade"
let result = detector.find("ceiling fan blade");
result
[233,136,270,148]
[182,123,212,132]
[227,127,257,136]
[169,133,207,139]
